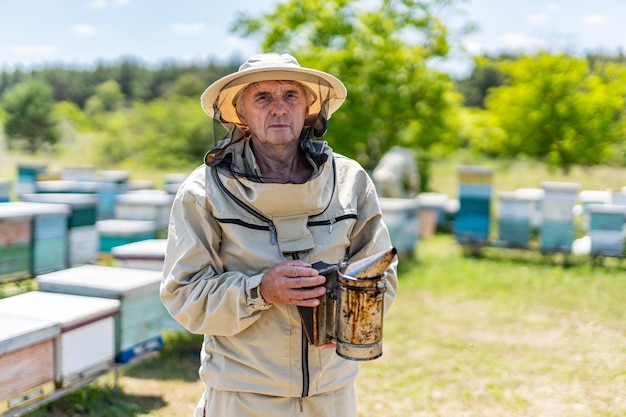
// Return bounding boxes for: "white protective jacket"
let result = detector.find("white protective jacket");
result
[160,138,398,398]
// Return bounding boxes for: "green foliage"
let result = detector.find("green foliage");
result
[88,96,211,171]
[234,0,464,169]
[483,53,626,173]
[2,78,61,153]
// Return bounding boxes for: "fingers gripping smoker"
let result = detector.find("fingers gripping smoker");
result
[298,247,397,361]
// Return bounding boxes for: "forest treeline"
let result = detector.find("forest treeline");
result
[2,0,626,187]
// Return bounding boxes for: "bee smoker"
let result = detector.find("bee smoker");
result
[299,247,396,361]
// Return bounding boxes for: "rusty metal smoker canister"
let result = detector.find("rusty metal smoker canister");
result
[335,271,386,361]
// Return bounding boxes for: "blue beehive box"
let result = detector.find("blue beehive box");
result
[588,204,626,257]
[455,166,493,244]
[497,191,532,246]
[37,265,165,363]
[96,219,158,253]
[539,181,579,253]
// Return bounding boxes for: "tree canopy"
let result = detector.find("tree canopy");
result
[234,0,464,169]
[481,53,626,173]
[2,78,60,153]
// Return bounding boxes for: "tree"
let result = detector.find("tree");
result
[2,79,60,153]
[234,0,465,170]
[484,53,626,173]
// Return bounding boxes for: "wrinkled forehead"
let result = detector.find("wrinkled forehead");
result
[240,80,307,97]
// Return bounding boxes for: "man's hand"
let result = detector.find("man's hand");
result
[259,260,326,306]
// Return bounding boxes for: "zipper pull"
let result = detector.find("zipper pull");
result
[269,224,277,245]
[328,218,335,234]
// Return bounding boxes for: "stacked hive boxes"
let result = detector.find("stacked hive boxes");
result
[16,162,47,197]
[115,190,174,235]
[21,193,99,266]
[539,182,579,254]
[0,291,119,388]
[96,219,158,253]
[0,205,34,283]
[3,202,71,275]
[111,238,167,271]
[0,179,11,203]
[0,315,59,414]
[496,191,533,247]
[588,204,626,257]
[111,239,185,332]
[455,166,493,244]
[378,198,419,258]
[37,265,165,363]
[416,192,448,237]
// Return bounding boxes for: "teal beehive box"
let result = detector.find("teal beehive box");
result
[3,201,71,275]
[20,193,99,265]
[0,205,34,282]
[96,219,158,253]
[37,264,164,363]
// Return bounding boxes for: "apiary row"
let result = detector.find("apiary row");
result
[1,253,177,416]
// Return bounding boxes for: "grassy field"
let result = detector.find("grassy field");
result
[3,234,623,417]
[2,145,625,416]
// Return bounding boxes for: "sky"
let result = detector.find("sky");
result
[1,0,625,78]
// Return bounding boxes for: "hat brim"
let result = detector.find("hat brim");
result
[200,66,347,126]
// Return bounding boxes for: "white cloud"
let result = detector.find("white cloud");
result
[500,33,548,50]
[89,0,128,8]
[71,24,97,36]
[546,3,560,13]
[526,13,549,24]
[583,14,607,25]
[7,43,57,58]
[170,23,205,34]
[89,0,108,9]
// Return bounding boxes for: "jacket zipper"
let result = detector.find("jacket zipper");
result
[213,169,278,245]
[289,251,310,400]
[307,213,358,233]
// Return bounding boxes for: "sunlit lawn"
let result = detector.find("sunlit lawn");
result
[9,234,624,417]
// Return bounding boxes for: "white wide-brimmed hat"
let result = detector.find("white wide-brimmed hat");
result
[200,53,347,126]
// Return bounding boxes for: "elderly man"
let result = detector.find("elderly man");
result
[160,53,398,417]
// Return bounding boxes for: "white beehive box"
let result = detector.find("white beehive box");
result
[0,291,119,387]
[111,238,167,271]
[37,265,165,363]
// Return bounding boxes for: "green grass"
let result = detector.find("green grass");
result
[11,235,625,417]
[2,144,625,416]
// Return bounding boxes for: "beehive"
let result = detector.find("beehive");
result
[455,166,493,244]
[588,204,626,257]
[37,265,165,363]
[0,205,33,282]
[0,315,59,414]
[20,193,99,265]
[96,219,158,253]
[111,238,167,271]
[115,190,174,231]
[539,182,579,254]
[0,291,119,387]
[3,201,71,275]
[497,191,533,247]
[378,197,419,258]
